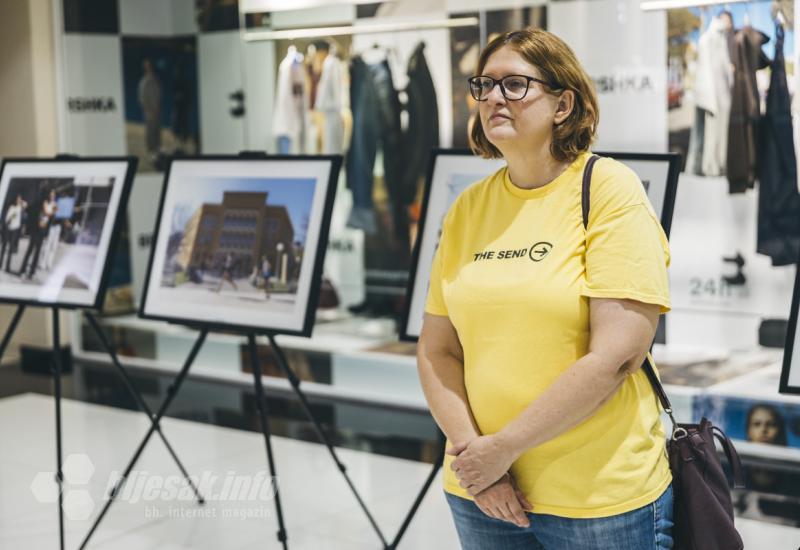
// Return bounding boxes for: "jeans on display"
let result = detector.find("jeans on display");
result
[446,484,674,550]
[276,135,291,154]
[346,56,405,243]
[402,43,439,205]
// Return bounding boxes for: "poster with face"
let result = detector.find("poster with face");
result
[140,156,341,336]
[0,158,136,308]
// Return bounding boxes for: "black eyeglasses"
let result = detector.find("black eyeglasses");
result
[467,75,557,101]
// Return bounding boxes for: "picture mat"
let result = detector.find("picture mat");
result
[616,159,670,225]
[404,153,506,339]
[403,151,679,340]
[0,160,131,307]
[141,159,335,333]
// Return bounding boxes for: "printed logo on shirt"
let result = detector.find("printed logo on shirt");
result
[528,242,553,262]
[472,242,553,263]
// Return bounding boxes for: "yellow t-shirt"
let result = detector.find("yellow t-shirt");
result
[424,151,672,518]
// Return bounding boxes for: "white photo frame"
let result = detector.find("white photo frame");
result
[0,157,136,309]
[139,155,341,336]
[401,150,681,341]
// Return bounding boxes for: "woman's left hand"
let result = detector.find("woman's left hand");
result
[448,434,517,495]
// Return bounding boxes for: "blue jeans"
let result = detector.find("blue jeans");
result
[446,484,673,550]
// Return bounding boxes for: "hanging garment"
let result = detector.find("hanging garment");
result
[692,16,734,176]
[272,48,308,154]
[686,107,706,175]
[756,23,800,266]
[401,42,439,206]
[727,26,769,193]
[314,52,345,154]
[345,55,405,241]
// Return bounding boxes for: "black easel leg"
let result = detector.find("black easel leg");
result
[247,333,289,550]
[51,308,65,550]
[84,313,204,504]
[0,304,26,362]
[78,329,208,550]
[388,444,445,549]
[266,334,389,549]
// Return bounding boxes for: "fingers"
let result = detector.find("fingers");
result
[504,500,530,528]
[515,488,533,511]
[446,442,468,456]
[473,483,531,528]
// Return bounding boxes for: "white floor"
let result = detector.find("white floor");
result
[0,394,797,550]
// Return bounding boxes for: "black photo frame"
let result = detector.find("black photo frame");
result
[400,150,681,341]
[780,257,800,395]
[139,154,341,337]
[0,156,137,310]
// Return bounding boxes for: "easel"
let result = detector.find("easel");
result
[0,303,206,550]
[0,305,66,550]
[77,323,391,550]
[76,149,444,548]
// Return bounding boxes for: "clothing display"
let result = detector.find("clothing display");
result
[345,54,405,238]
[426,152,672,517]
[756,23,800,266]
[272,46,309,154]
[689,16,733,177]
[314,51,346,155]
[138,71,162,155]
[402,42,439,206]
[727,26,770,193]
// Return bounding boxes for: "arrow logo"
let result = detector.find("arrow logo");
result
[528,242,553,262]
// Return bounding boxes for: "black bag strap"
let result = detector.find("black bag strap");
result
[581,154,679,433]
[712,426,746,488]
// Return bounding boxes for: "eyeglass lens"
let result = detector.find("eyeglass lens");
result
[470,76,533,101]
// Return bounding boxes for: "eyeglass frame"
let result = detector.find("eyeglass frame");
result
[467,74,561,102]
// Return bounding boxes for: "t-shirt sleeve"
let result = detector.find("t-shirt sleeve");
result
[424,236,449,316]
[582,160,671,313]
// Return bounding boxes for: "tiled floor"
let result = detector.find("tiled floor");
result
[0,394,454,549]
[1,393,798,549]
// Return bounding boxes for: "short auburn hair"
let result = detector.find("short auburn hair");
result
[470,28,599,163]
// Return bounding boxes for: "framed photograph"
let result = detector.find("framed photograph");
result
[140,155,341,337]
[400,150,681,341]
[0,157,136,309]
[400,150,505,341]
[780,260,800,394]
[596,152,681,237]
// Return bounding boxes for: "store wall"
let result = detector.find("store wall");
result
[550,0,667,152]
[0,0,65,362]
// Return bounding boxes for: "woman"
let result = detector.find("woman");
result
[417,29,673,549]
[743,404,788,493]
[746,404,787,446]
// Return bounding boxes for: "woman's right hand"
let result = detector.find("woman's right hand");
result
[473,473,531,528]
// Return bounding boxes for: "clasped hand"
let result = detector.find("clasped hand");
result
[448,434,518,496]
